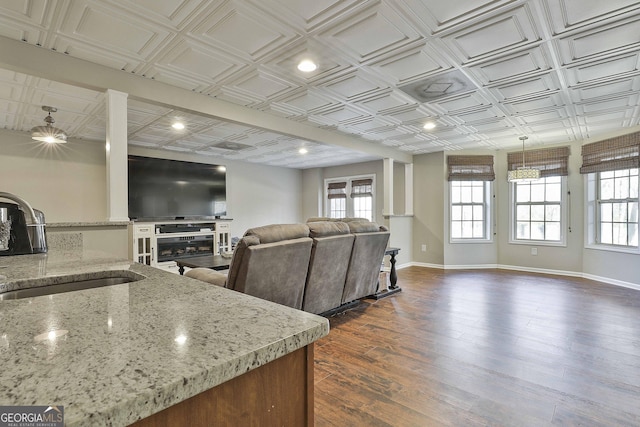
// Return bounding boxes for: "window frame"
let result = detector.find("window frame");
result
[449,180,493,243]
[324,174,376,222]
[509,176,568,247]
[585,168,639,254]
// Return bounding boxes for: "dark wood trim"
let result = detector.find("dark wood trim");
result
[131,345,313,427]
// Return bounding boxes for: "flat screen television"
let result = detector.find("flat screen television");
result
[128,155,227,220]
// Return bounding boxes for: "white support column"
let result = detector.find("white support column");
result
[105,89,129,221]
[404,163,414,216]
[383,158,394,217]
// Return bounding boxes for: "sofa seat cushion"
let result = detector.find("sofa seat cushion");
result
[185,268,227,287]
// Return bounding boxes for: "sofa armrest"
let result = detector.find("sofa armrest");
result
[185,268,228,287]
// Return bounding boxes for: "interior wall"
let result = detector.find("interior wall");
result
[412,151,445,265]
[301,168,323,221]
[0,129,303,238]
[129,147,302,237]
[495,145,584,274]
[316,160,385,223]
[0,130,107,222]
[392,162,406,215]
[441,148,499,267]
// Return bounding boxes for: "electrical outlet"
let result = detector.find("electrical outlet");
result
[531,247,538,256]
[421,244,427,252]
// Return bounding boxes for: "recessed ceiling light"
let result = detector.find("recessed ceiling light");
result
[423,121,436,130]
[299,147,308,154]
[172,122,185,130]
[297,59,317,72]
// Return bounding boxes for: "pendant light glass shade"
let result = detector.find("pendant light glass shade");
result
[31,106,68,144]
[507,136,540,182]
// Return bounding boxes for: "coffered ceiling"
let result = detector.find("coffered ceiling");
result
[1,0,640,168]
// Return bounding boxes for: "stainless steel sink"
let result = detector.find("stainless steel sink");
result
[0,272,144,300]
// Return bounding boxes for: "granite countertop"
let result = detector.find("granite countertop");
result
[0,250,329,426]
[47,221,131,228]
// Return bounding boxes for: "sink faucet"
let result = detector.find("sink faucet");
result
[0,192,47,254]
[0,192,40,224]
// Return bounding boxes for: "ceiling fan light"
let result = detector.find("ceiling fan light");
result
[31,106,68,144]
[31,125,68,144]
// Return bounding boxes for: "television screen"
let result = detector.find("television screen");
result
[128,155,227,220]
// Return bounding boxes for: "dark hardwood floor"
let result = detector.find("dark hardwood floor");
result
[314,267,640,426]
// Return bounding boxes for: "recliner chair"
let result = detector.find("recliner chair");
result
[341,220,390,304]
[186,223,313,309]
[303,221,355,314]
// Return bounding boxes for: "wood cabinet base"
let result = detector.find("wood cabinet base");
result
[131,345,314,427]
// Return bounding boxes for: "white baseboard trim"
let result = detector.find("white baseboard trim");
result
[409,262,444,269]
[402,262,640,291]
[582,273,640,291]
[497,264,583,278]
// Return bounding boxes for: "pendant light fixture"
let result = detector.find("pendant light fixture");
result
[31,106,68,144]
[507,136,540,182]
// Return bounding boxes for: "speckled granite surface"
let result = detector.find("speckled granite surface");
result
[47,221,131,228]
[0,250,329,426]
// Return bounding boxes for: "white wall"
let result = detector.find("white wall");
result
[127,148,303,236]
[316,160,385,222]
[0,129,303,238]
[0,130,107,222]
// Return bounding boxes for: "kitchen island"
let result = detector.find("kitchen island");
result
[0,249,329,426]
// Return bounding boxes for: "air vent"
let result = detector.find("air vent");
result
[399,70,476,102]
[210,141,252,151]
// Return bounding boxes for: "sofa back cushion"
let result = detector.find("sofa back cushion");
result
[307,220,350,238]
[346,221,381,233]
[227,223,313,309]
[231,238,312,309]
[244,223,309,243]
[303,221,354,314]
[342,228,390,303]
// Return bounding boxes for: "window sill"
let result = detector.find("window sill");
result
[450,238,494,244]
[584,243,640,255]
[509,239,566,248]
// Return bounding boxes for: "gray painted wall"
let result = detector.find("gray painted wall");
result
[0,129,303,238]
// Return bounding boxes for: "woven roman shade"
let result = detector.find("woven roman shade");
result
[507,146,570,178]
[580,132,640,174]
[327,182,347,199]
[351,178,373,198]
[447,155,495,181]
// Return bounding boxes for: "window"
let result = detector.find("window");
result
[327,182,347,218]
[325,176,374,221]
[508,145,570,245]
[513,176,564,242]
[447,155,494,241]
[581,131,640,251]
[596,168,638,247]
[450,180,491,239]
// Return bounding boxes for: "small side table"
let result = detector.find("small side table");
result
[369,247,402,299]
